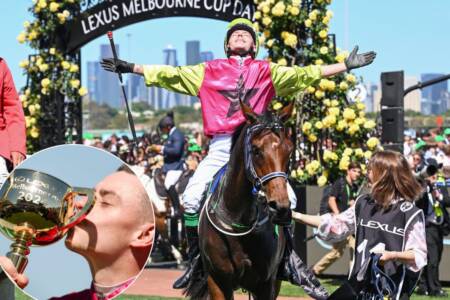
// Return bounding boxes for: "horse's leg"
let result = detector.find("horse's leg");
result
[207,275,234,300]
[252,279,279,300]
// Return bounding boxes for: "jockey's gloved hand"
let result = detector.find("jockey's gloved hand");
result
[344,46,376,70]
[100,58,135,73]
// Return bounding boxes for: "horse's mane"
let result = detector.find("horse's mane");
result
[231,110,282,151]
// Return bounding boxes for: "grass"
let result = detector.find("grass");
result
[14,281,450,300]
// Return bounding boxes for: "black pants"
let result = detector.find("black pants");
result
[419,224,443,294]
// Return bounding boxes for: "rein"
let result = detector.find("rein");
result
[204,121,288,237]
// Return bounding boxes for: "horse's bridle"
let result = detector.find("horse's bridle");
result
[244,122,289,195]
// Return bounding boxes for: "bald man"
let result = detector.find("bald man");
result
[0,165,155,299]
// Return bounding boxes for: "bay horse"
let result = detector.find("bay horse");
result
[188,101,294,300]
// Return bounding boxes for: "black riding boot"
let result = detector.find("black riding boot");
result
[173,224,199,289]
[278,227,329,300]
[167,185,181,218]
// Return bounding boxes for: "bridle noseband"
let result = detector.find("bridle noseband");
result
[244,122,289,195]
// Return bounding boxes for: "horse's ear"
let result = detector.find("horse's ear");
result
[279,102,294,123]
[240,99,258,124]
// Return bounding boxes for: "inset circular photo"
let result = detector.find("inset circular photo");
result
[0,144,155,299]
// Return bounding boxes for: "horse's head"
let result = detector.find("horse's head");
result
[240,101,294,225]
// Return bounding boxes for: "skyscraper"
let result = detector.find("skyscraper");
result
[86,61,100,102]
[96,44,121,108]
[421,73,448,114]
[200,51,214,62]
[404,76,421,113]
[160,45,180,109]
[186,41,200,65]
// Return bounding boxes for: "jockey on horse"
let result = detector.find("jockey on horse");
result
[101,17,376,296]
[149,112,186,218]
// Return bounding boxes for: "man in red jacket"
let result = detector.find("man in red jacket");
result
[0,58,26,187]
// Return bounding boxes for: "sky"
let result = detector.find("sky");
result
[0,145,123,299]
[1,0,450,93]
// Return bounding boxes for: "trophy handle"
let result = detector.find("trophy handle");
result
[63,187,95,229]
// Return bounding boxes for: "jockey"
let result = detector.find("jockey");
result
[101,17,376,293]
[149,112,186,216]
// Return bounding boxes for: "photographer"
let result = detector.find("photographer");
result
[415,158,450,297]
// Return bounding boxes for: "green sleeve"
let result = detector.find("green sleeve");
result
[143,63,206,96]
[270,63,322,97]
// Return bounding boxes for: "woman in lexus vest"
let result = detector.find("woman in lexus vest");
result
[293,150,427,300]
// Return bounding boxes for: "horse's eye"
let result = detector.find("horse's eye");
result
[252,146,262,157]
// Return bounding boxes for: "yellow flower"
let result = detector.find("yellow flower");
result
[315,121,323,130]
[38,0,47,9]
[339,81,349,91]
[320,46,328,55]
[304,19,312,27]
[78,87,88,96]
[359,111,366,118]
[70,79,80,89]
[61,61,70,70]
[322,16,330,25]
[339,158,350,170]
[308,134,317,142]
[348,124,360,135]
[277,58,287,66]
[343,108,356,120]
[355,148,364,158]
[318,30,328,39]
[49,2,59,12]
[262,16,272,26]
[254,11,261,19]
[314,89,324,99]
[19,60,29,68]
[317,175,327,187]
[292,0,301,6]
[315,59,323,65]
[23,21,30,28]
[272,102,283,110]
[271,2,285,16]
[28,30,38,41]
[17,32,26,43]
[41,78,50,88]
[41,87,49,95]
[289,6,299,16]
[335,52,348,63]
[326,10,334,18]
[57,13,66,24]
[336,120,347,131]
[296,168,304,177]
[363,120,376,129]
[346,74,356,83]
[283,33,297,48]
[49,48,56,55]
[323,99,331,107]
[62,10,70,18]
[263,30,270,38]
[308,10,318,21]
[38,63,49,72]
[354,117,364,125]
[302,121,312,132]
[261,4,270,14]
[266,39,274,48]
[328,107,340,116]
[331,99,339,107]
[343,148,353,156]
[364,150,373,159]
[30,127,39,138]
[306,86,315,94]
[28,104,36,115]
[366,137,379,149]
[290,170,298,178]
[323,115,336,127]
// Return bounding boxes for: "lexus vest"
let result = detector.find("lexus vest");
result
[350,195,424,299]
[198,57,275,137]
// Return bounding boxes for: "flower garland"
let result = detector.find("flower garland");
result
[17,0,87,152]
[253,0,381,185]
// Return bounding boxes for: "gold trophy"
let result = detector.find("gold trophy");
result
[0,168,95,273]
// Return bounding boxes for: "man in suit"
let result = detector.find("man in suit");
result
[0,58,26,188]
[150,112,186,217]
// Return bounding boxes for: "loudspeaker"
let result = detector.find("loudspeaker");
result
[381,107,404,143]
[381,71,404,107]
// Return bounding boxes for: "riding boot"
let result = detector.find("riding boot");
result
[278,227,329,300]
[173,214,200,289]
[167,185,181,218]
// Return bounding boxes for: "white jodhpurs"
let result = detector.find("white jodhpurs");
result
[164,170,183,190]
[182,135,297,214]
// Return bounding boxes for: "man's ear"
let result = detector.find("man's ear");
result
[130,223,154,248]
